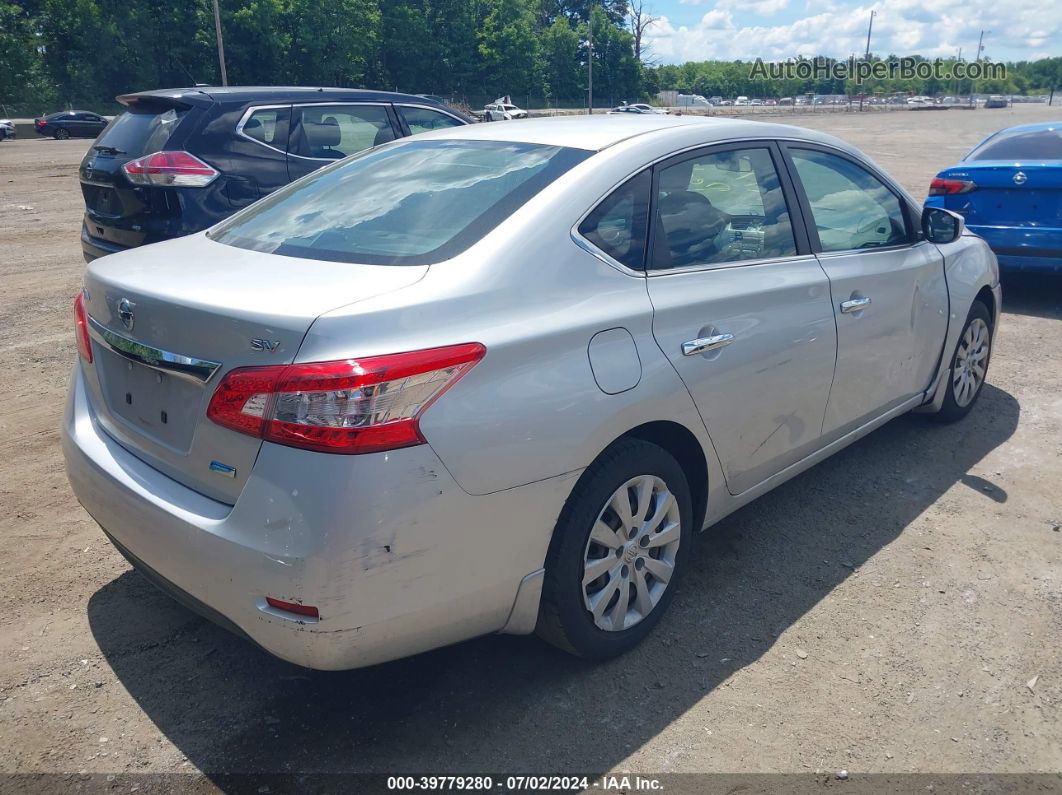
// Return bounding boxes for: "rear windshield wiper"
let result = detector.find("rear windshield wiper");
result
[93,145,126,154]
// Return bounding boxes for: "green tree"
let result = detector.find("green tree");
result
[0,1,52,110]
[477,0,539,98]
[287,0,380,87]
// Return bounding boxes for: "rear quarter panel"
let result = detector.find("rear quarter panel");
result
[294,146,714,497]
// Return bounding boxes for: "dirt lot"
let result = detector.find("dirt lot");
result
[1,106,1060,788]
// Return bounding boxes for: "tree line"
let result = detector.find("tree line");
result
[1,0,1059,115]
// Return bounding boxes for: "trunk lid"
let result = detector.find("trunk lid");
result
[82,233,428,503]
[938,162,1062,227]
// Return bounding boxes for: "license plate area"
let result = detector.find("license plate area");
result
[95,349,203,453]
[978,189,1061,225]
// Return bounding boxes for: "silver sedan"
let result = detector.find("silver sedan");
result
[63,115,1000,669]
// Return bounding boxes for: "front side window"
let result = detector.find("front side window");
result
[210,140,591,265]
[578,171,650,270]
[399,106,464,136]
[290,105,395,160]
[652,147,797,269]
[241,107,289,148]
[790,148,908,252]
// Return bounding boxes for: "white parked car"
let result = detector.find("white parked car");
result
[486,97,528,119]
[482,103,512,122]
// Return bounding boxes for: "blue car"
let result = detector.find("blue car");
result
[925,121,1062,273]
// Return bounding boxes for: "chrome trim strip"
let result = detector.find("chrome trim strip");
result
[86,316,222,384]
[235,101,401,161]
[568,134,920,274]
[235,103,291,157]
[570,231,646,278]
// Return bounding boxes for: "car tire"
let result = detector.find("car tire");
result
[54,128,70,140]
[536,438,693,660]
[933,300,993,423]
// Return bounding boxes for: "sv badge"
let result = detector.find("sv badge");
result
[251,338,281,352]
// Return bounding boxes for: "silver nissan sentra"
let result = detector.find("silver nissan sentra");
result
[63,115,1001,669]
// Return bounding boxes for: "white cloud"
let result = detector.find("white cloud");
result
[683,0,789,11]
[646,0,1062,63]
[719,0,790,13]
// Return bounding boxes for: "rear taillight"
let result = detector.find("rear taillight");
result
[122,151,219,187]
[206,343,485,454]
[74,292,92,363]
[928,177,977,196]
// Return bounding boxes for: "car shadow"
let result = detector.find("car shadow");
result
[88,384,1019,780]
[1000,272,1062,320]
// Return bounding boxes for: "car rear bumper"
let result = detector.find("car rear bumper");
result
[81,224,129,262]
[964,223,1062,273]
[62,363,571,669]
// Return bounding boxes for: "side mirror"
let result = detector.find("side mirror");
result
[922,206,964,244]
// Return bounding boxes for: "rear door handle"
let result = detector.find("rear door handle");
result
[681,333,735,357]
[840,296,872,313]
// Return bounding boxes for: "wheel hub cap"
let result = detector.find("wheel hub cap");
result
[582,474,682,632]
[953,317,990,408]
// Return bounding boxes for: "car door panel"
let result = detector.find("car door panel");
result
[815,244,948,438]
[782,144,949,439]
[645,142,837,496]
[649,258,837,494]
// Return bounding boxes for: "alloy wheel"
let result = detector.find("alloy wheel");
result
[953,317,990,407]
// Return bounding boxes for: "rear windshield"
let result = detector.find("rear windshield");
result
[966,128,1062,162]
[96,107,187,157]
[209,139,590,265]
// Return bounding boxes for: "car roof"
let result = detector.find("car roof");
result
[117,86,452,108]
[415,114,848,152]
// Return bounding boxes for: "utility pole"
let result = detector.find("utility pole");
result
[212,0,228,86]
[587,7,593,115]
[970,30,985,106]
[858,9,874,111]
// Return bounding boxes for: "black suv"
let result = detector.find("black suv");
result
[36,111,109,139]
[79,86,472,261]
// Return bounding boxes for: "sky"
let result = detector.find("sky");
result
[641,0,1061,64]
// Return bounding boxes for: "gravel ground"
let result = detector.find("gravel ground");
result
[0,105,1060,789]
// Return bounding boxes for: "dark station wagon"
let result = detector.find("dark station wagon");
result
[79,86,472,261]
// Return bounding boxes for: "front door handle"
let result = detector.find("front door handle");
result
[840,296,872,314]
[682,333,735,357]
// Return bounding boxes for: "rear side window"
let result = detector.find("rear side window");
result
[790,148,908,252]
[290,105,395,159]
[966,128,1062,161]
[241,107,289,149]
[210,140,591,265]
[578,171,650,270]
[399,106,465,135]
[96,108,186,157]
